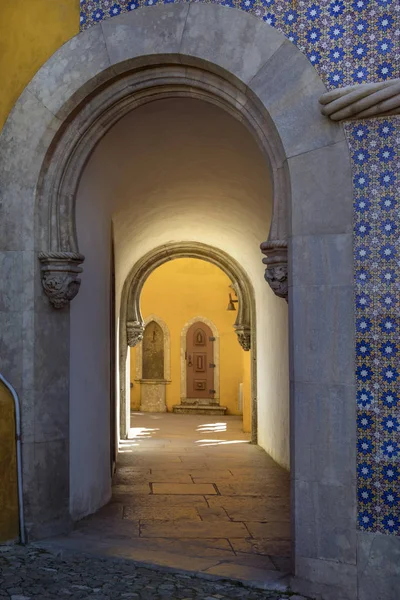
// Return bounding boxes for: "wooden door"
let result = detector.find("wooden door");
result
[186,322,215,400]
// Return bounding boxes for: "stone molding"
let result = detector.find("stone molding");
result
[38,252,85,309]
[319,78,400,121]
[260,240,288,301]
[126,321,145,347]
[123,242,254,353]
[120,241,257,444]
[234,325,252,351]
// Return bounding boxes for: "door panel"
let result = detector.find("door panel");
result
[186,322,214,400]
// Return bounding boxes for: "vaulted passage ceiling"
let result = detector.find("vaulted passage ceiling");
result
[76,97,273,297]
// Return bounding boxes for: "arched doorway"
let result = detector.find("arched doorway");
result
[127,256,255,430]
[120,242,263,448]
[181,317,220,411]
[0,5,355,597]
[185,321,215,403]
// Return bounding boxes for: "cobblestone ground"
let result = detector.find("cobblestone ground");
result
[0,546,308,600]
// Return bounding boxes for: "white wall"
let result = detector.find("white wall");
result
[72,98,289,517]
[69,173,112,518]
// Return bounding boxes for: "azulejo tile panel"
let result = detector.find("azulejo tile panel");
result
[80,0,400,535]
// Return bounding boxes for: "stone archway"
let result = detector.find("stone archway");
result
[120,242,258,441]
[0,5,355,598]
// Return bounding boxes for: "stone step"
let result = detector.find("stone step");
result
[172,404,227,415]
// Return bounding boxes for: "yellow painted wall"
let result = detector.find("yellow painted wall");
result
[130,258,251,420]
[0,0,79,129]
[242,351,252,433]
[0,381,19,542]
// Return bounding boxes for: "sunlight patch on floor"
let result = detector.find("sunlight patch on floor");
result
[195,439,250,446]
[196,422,227,433]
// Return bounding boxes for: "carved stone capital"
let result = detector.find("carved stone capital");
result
[234,325,251,352]
[38,252,85,309]
[260,240,288,301]
[319,78,400,121]
[127,321,145,347]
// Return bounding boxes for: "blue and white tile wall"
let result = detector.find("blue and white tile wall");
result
[80,0,400,535]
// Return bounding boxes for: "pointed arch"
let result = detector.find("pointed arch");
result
[135,314,171,382]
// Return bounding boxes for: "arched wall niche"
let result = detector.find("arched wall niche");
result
[135,314,171,382]
[0,5,356,598]
[120,242,258,442]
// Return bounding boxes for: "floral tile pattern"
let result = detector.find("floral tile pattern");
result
[80,0,400,535]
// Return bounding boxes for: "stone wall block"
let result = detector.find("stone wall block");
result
[0,91,60,187]
[293,479,318,559]
[181,4,285,85]
[292,382,356,486]
[33,309,69,395]
[290,234,354,288]
[0,92,60,252]
[357,532,400,600]
[0,311,23,390]
[293,480,356,565]
[19,388,35,445]
[290,285,355,385]
[21,310,35,392]
[0,184,36,253]
[288,141,353,236]
[248,40,344,158]
[27,26,112,119]
[315,482,357,564]
[0,252,24,312]
[293,557,357,600]
[102,5,189,70]
[27,439,71,540]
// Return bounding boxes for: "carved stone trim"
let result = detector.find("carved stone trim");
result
[38,252,85,309]
[126,321,145,347]
[260,240,288,301]
[319,78,400,121]
[234,325,251,352]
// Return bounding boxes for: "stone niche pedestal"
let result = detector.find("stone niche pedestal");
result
[139,379,167,412]
[173,398,227,415]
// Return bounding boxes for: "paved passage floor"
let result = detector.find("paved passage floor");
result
[0,546,309,600]
[39,414,291,590]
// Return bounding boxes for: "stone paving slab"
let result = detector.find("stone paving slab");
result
[140,521,250,538]
[116,473,194,484]
[123,506,201,521]
[0,545,312,600]
[231,539,291,558]
[152,483,217,495]
[195,507,231,521]
[113,484,151,495]
[121,495,208,507]
[245,522,291,540]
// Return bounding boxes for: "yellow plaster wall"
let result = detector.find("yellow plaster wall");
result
[0,0,80,129]
[242,351,252,433]
[130,258,251,418]
[0,381,19,542]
